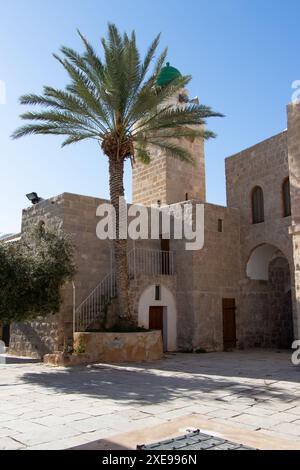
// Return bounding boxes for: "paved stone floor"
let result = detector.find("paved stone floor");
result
[1,350,300,450]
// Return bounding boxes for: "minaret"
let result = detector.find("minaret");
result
[132,63,206,206]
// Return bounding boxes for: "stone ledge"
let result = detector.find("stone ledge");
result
[69,413,300,451]
[44,330,163,366]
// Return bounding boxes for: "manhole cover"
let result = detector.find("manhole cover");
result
[137,430,256,451]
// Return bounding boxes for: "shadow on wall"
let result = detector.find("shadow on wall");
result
[244,244,294,349]
[9,322,56,359]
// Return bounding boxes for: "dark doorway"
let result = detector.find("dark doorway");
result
[160,237,170,275]
[149,306,165,350]
[2,324,10,347]
[222,299,237,350]
[149,306,164,331]
[160,238,170,253]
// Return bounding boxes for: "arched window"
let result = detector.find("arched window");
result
[282,177,291,217]
[252,186,264,224]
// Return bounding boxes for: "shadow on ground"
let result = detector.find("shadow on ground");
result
[1,355,40,365]
[70,439,129,450]
[20,350,300,408]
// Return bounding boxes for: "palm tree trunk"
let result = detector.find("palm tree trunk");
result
[109,158,133,326]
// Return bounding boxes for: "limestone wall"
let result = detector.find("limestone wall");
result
[72,331,163,364]
[225,131,292,265]
[225,130,295,347]
[9,196,66,358]
[287,100,300,340]
[174,202,241,352]
[9,193,167,358]
[62,193,113,346]
[9,193,115,358]
[9,317,62,359]
[239,257,293,349]
[132,136,206,206]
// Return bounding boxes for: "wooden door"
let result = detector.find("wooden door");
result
[222,299,236,350]
[149,306,164,332]
[149,306,165,350]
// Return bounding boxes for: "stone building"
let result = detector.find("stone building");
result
[3,64,300,358]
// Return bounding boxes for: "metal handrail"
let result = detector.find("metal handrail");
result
[75,272,116,332]
[128,248,175,277]
[74,248,175,332]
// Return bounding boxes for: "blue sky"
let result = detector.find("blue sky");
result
[0,0,299,233]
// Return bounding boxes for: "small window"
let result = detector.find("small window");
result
[282,177,291,217]
[185,193,189,201]
[218,219,223,233]
[252,186,264,224]
[155,285,161,301]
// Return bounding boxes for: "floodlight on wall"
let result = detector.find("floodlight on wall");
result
[26,192,42,205]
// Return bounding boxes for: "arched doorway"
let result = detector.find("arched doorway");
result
[138,285,177,351]
[245,244,294,348]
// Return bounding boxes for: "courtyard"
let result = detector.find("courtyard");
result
[1,350,300,450]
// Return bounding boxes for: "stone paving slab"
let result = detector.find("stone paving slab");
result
[1,350,300,449]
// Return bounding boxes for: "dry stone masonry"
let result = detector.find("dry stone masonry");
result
[5,93,300,359]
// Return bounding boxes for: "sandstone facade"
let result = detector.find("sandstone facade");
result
[132,136,206,206]
[5,97,300,359]
[225,130,295,348]
[44,331,163,365]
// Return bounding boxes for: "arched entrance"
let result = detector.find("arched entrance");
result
[245,244,294,348]
[138,285,177,351]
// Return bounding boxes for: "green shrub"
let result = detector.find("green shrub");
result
[0,225,76,322]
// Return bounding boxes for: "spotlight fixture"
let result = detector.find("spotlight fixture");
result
[26,192,42,205]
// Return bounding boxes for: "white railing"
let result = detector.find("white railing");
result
[75,272,116,332]
[128,248,175,277]
[74,248,175,332]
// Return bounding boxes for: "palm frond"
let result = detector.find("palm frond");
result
[53,54,112,129]
[125,74,191,131]
[19,111,102,137]
[135,143,151,164]
[135,104,223,135]
[141,127,204,141]
[61,133,97,147]
[77,29,105,80]
[19,94,64,109]
[13,23,223,154]
[148,139,195,164]
[12,123,94,139]
[140,34,161,82]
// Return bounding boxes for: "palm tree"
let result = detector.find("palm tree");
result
[12,24,222,327]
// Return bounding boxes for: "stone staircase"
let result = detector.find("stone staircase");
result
[74,248,175,332]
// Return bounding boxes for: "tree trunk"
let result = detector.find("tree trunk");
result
[109,158,133,327]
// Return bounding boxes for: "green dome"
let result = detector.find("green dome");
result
[156,62,182,87]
